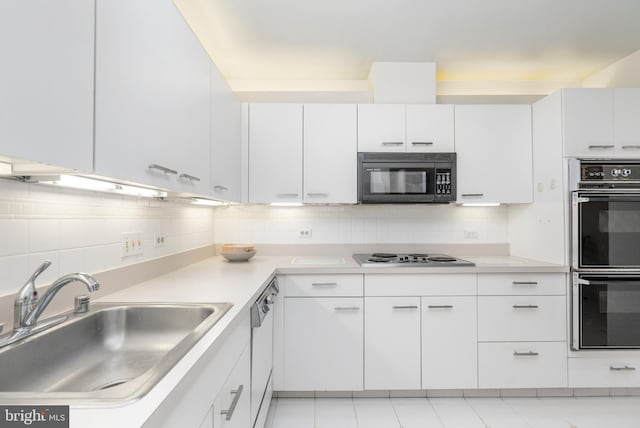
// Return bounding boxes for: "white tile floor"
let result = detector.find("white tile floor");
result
[264,396,640,428]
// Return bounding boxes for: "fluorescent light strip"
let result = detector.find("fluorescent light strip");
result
[461,202,501,207]
[191,198,227,206]
[38,175,167,198]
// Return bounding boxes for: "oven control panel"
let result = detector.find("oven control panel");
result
[582,164,640,181]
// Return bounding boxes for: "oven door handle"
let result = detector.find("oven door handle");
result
[575,196,590,204]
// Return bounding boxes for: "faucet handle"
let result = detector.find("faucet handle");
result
[16,260,52,304]
[28,261,52,285]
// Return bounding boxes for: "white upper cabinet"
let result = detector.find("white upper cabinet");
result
[94,0,211,194]
[0,0,94,172]
[249,104,303,203]
[210,63,241,202]
[303,104,357,204]
[562,88,614,158]
[455,105,533,204]
[406,104,455,152]
[357,104,406,152]
[358,104,455,153]
[614,88,640,155]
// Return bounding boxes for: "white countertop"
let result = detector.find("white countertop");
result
[60,254,566,426]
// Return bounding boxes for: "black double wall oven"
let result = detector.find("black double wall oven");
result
[571,159,640,349]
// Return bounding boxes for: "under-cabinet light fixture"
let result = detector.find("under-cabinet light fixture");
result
[37,175,167,198]
[190,198,227,206]
[269,202,303,207]
[460,202,501,207]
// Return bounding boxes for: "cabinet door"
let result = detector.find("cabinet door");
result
[210,62,241,202]
[303,104,357,203]
[198,408,213,428]
[455,105,532,204]
[283,297,363,390]
[357,104,406,152]
[95,0,211,194]
[213,344,251,428]
[562,88,614,158]
[0,0,94,172]
[249,104,303,203]
[365,297,421,390]
[406,105,455,152]
[614,88,640,156]
[422,296,477,389]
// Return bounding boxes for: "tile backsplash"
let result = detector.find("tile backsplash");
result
[0,179,215,296]
[214,204,508,245]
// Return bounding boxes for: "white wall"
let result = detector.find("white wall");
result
[0,179,215,296]
[582,48,640,88]
[214,204,508,244]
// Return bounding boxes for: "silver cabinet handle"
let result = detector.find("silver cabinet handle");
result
[311,282,337,286]
[588,145,614,149]
[610,365,636,371]
[0,323,3,334]
[148,164,177,175]
[334,307,360,311]
[514,351,539,357]
[276,193,299,198]
[411,142,434,145]
[428,305,454,309]
[461,193,484,197]
[179,173,200,182]
[513,305,539,309]
[513,281,538,285]
[306,193,329,197]
[622,145,640,150]
[220,384,243,421]
[381,141,404,145]
[214,185,229,192]
[392,305,419,310]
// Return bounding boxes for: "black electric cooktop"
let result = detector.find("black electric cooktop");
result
[353,253,475,267]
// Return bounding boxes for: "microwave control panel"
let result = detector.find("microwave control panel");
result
[436,170,452,196]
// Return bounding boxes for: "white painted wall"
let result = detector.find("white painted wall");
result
[0,179,215,296]
[582,48,640,88]
[214,204,508,244]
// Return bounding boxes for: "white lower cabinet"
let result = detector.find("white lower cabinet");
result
[283,297,363,390]
[365,297,421,390]
[478,342,567,388]
[212,344,251,428]
[569,356,640,388]
[198,408,213,428]
[422,296,478,389]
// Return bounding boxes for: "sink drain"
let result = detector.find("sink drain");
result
[96,379,130,390]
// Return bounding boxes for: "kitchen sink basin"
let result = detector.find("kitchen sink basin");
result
[0,302,232,404]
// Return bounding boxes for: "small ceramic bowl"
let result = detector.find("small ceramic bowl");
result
[221,250,256,262]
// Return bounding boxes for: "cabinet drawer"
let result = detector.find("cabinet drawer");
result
[478,273,566,296]
[280,274,363,297]
[365,274,476,296]
[478,342,567,388]
[478,296,566,342]
[569,356,640,388]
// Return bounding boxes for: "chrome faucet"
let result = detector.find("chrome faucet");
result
[8,261,100,336]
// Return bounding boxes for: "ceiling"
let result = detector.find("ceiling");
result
[176,0,640,84]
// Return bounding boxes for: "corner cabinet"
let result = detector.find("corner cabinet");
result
[455,105,533,204]
[0,0,94,172]
[94,0,211,194]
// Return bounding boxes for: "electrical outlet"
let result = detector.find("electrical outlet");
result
[121,232,144,258]
[298,229,312,239]
[154,234,166,248]
[463,229,479,240]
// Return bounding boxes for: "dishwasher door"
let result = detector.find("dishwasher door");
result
[250,287,275,427]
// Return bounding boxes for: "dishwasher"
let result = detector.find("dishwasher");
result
[250,277,278,428]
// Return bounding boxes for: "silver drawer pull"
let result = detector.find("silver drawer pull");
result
[461,193,484,197]
[411,142,434,145]
[334,306,360,311]
[220,384,244,421]
[214,185,229,192]
[610,365,636,371]
[622,145,640,150]
[276,193,299,198]
[513,305,539,309]
[306,193,329,197]
[512,281,538,285]
[588,145,614,149]
[312,282,337,286]
[179,173,201,182]
[392,305,419,310]
[428,305,454,309]
[514,351,539,357]
[148,163,177,175]
[381,141,404,146]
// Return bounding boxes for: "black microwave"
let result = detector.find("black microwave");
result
[357,152,456,204]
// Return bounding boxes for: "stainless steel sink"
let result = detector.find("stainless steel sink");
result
[0,302,232,404]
